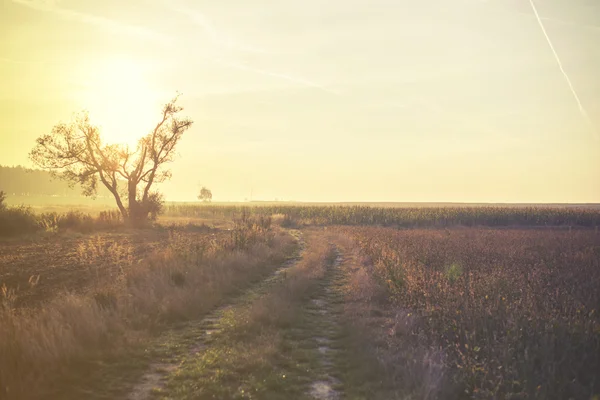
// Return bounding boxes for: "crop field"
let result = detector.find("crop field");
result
[1,205,599,399]
[165,204,600,227]
[346,226,600,398]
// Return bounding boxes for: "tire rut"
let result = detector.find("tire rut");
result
[127,230,305,400]
[306,247,345,400]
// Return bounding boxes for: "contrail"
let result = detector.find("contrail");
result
[212,58,341,95]
[528,0,597,138]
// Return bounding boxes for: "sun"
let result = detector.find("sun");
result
[78,58,163,148]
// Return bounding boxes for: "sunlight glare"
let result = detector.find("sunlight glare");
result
[80,58,161,148]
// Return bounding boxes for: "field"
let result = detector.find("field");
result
[347,227,600,398]
[0,228,223,308]
[0,204,599,399]
[165,203,600,227]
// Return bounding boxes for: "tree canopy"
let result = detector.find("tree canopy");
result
[30,94,193,224]
[198,186,212,202]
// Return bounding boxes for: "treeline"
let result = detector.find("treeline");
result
[0,165,111,197]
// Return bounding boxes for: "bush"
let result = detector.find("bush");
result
[39,211,96,233]
[58,210,95,232]
[280,214,298,228]
[1,208,124,237]
[0,206,40,237]
[141,191,164,221]
[0,191,41,236]
[96,210,122,228]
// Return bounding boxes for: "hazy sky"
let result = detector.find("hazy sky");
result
[1,0,599,202]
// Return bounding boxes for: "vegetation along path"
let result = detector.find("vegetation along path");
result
[126,230,306,400]
[120,228,369,400]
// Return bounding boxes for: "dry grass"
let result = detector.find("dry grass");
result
[343,227,600,399]
[331,233,442,400]
[159,230,337,399]
[236,231,336,333]
[0,229,180,307]
[0,207,125,237]
[0,220,295,400]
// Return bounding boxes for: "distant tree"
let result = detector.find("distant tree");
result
[30,95,193,225]
[0,190,6,210]
[198,186,212,202]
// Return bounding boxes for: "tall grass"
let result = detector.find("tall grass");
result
[165,204,600,228]
[236,233,336,333]
[0,218,295,400]
[159,231,337,399]
[347,227,600,399]
[0,206,40,236]
[0,207,124,237]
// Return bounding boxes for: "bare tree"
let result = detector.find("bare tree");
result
[198,186,212,202]
[30,95,193,225]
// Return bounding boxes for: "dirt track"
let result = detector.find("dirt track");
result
[119,229,362,400]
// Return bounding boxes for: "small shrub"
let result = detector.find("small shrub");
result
[255,214,272,231]
[38,210,124,235]
[39,212,60,231]
[0,206,40,236]
[280,214,297,228]
[93,289,118,311]
[58,210,95,232]
[141,191,164,221]
[445,263,462,283]
[96,210,122,228]
[170,271,186,287]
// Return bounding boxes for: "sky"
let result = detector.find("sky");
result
[1,0,599,203]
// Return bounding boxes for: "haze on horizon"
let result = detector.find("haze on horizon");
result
[1,0,599,203]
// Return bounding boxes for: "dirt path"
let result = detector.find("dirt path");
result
[124,230,363,400]
[126,230,305,400]
[305,248,345,400]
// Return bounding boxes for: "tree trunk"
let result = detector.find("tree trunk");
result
[113,192,128,221]
[127,179,143,226]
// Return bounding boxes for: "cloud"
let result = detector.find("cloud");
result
[210,58,341,95]
[173,6,277,54]
[10,0,169,43]
[168,4,338,95]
